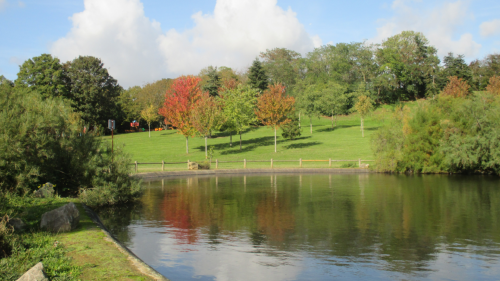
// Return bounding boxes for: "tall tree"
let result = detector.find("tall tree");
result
[220,84,259,150]
[248,58,268,92]
[376,31,439,101]
[191,93,222,158]
[159,76,202,154]
[118,86,142,124]
[140,104,158,138]
[354,95,373,137]
[15,54,69,99]
[64,56,121,129]
[255,83,295,153]
[437,53,472,89]
[202,66,222,97]
[260,48,301,87]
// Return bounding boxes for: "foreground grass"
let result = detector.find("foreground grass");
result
[0,196,152,280]
[104,112,386,172]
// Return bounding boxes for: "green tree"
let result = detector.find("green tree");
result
[118,86,142,124]
[248,58,268,92]
[201,66,222,97]
[14,54,69,99]
[318,82,349,128]
[64,56,122,129]
[220,84,259,150]
[297,85,322,134]
[260,48,301,88]
[376,31,439,101]
[437,53,472,89]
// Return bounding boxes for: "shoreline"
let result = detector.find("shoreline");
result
[132,167,371,180]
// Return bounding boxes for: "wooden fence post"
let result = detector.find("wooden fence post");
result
[299,158,302,168]
[216,159,218,169]
[271,159,273,168]
[162,160,164,171]
[329,158,332,168]
[187,159,190,170]
[244,159,246,169]
[359,158,361,167]
[135,161,138,173]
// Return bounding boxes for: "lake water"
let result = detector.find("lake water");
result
[97,173,500,280]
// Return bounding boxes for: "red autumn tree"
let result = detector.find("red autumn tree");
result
[190,92,222,159]
[255,83,295,153]
[159,76,202,154]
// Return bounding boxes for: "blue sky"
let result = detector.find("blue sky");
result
[1,0,499,87]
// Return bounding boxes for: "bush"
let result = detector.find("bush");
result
[281,115,301,140]
[486,76,500,95]
[442,76,470,98]
[372,93,500,174]
[0,85,142,205]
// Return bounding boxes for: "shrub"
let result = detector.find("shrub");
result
[442,76,470,98]
[486,76,500,95]
[281,115,301,140]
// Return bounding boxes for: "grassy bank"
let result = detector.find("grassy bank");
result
[0,196,153,280]
[104,111,385,173]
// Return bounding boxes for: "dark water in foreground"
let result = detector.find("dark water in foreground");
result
[97,173,500,280]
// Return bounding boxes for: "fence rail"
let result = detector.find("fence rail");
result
[131,158,375,172]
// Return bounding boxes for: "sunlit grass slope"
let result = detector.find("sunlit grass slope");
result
[103,111,387,172]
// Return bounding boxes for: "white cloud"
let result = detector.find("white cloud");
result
[372,0,481,59]
[0,0,7,11]
[480,19,500,37]
[50,0,320,88]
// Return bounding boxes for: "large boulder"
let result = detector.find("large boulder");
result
[33,182,54,198]
[16,262,48,281]
[8,218,27,233]
[40,203,80,233]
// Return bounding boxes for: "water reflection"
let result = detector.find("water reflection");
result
[97,174,500,280]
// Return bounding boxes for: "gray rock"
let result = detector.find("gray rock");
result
[188,162,199,170]
[40,202,80,233]
[16,262,48,281]
[8,218,27,233]
[33,182,54,198]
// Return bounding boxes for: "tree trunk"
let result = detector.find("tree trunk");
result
[274,126,277,153]
[239,131,242,150]
[361,117,364,137]
[335,115,337,127]
[230,133,232,147]
[310,117,312,134]
[205,136,208,159]
[148,123,151,138]
[298,112,301,128]
[331,110,334,129]
[186,137,189,154]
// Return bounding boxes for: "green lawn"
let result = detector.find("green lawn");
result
[103,112,385,172]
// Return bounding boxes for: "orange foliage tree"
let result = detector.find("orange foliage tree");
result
[486,76,500,95]
[190,92,222,159]
[255,83,295,153]
[159,76,202,154]
[442,76,470,98]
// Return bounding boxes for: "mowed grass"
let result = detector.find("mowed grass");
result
[103,112,385,172]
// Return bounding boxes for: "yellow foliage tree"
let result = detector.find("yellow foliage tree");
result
[140,104,158,138]
[354,95,373,137]
[442,76,470,98]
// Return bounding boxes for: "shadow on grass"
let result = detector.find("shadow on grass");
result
[284,142,322,149]
[196,135,313,155]
[211,126,261,138]
[364,126,381,131]
[316,124,358,132]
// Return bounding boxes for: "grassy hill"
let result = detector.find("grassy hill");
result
[103,111,386,172]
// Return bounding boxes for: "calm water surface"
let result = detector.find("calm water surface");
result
[97,173,500,280]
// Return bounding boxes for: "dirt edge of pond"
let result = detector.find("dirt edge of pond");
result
[81,204,170,281]
[133,168,371,180]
